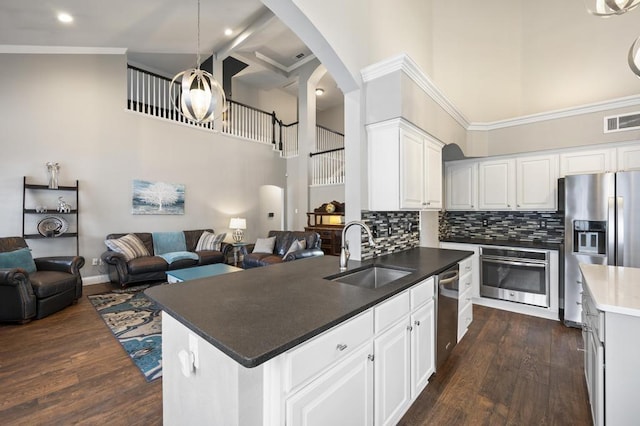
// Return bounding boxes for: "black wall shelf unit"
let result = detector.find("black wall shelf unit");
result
[22,176,79,255]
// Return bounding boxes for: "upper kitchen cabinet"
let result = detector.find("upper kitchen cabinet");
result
[616,144,640,171]
[478,158,516,210]
[516,155,559,210]
[559,148,615,176]
[368,118,444,211]
[445,161,477,211]
[476,155,557,211]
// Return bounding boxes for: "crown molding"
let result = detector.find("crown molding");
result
[362,53,640,133]
[467,94,640,131]
[0,45,126,55]
[361,53,470,129]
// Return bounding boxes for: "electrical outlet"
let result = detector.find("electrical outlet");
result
[371,225,379,238]
[92,258,99,266]
[539,220,547,229]
[482,218,488,227]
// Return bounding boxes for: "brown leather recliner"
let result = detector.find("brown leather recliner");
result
[0,237,84,323]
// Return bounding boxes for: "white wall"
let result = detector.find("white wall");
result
[317,104,344,133]
[0,53,286,280]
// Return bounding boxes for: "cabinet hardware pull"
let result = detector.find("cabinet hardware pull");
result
[414,320,421,326]
[407,325,413,332]
[576,301,582,305]
[577,348,586,353]
[368,354,375,362]
[336,344,347,351]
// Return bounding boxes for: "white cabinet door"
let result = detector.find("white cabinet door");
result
[424,138,443,209]
[516,154,559,210]
[286,343,374,426]
[410,301,435,399]
[616,144,640,171]
[374,320,411,426]
[478,159,516,210]
[400,128,425,209]
[445,161,477,210]
[559,149,615,176]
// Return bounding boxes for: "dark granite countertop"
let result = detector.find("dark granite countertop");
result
[440,237,563,251]
[145,247,472,368]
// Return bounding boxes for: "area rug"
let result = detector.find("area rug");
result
[88,286,163,382]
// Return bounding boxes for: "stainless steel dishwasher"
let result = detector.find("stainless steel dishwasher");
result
[436,264,459,369]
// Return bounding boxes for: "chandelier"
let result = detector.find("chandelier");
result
[170,0,226,124]
[584,0,640,16]
[585,0,640,78]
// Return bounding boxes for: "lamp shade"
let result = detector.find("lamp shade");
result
[229,217,246,230]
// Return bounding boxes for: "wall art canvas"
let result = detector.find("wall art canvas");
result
[132,179,185,215]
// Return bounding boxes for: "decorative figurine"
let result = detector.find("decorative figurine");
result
[46,162,60,189]
[57,196,71,213]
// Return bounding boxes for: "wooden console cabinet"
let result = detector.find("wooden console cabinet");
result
[305,225,343,256]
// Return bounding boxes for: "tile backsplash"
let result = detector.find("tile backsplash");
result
[440,210,564,244]
[361,211,420,259]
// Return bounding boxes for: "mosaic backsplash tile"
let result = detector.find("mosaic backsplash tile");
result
[439,210,564,244]
[360,211,420,259]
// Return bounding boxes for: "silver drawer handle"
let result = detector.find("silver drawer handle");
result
[407,325,413,332]
[368,354,375,362]
[336,344,347,351]
[414,320,421,326]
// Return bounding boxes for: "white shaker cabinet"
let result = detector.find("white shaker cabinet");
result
[368,118,444,211]
[559,148,615,176]
[616,143,640,171]
[374,277,435,426]
[516,154,559,210]
[445,161,477,210]
[286,342,374,426]
[478,158,516,210]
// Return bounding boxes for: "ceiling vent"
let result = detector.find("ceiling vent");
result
[604,111,640,133]
[294,52,306,59]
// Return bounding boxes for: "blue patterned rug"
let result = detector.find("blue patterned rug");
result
[88,286,162,382]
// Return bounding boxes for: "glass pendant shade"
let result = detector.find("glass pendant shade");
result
[585,0,640,16]
[629,36,640,77]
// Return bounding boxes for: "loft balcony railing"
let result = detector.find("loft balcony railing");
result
[310,126,345,185]
[127,64,343,184]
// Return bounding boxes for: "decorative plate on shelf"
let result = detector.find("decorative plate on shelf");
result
[37,216,69,237]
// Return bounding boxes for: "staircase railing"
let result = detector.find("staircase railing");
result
[310,126,345,185]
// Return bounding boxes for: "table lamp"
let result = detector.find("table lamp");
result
[229,217,247,242]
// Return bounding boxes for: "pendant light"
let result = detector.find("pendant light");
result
[629,37,640,78]
[584,0,640,16]
[170,0,226,124]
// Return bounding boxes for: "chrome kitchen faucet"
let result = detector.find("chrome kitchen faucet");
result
[340,221,376,271]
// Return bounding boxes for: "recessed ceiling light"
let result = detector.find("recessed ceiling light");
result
[315,88,325,96]
[57,12,73,24]
[224,28,233,36]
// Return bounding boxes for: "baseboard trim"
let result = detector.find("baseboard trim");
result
[82,274,110,286]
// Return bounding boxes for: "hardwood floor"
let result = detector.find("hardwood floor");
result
[0,283,162,425]
[0,286,591,425]
[399,305,592,425]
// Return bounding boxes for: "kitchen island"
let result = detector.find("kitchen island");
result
[579,264,640,426]
[146,247,472,425]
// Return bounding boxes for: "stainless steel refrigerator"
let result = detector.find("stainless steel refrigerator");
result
[564,171,640,326]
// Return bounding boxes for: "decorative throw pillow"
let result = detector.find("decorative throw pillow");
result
[252,236,276,254]
[283,239,307,260]
[104,233,150,261]
[0,247,37,274]
[195,231,226,251]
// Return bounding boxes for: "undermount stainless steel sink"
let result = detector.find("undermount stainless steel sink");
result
[327,265,413,289]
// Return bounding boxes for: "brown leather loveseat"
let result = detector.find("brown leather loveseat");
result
[242,230,323,269]
[101,229,232,287]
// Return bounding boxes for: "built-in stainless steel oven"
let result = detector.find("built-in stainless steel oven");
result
[480,246,550,308]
